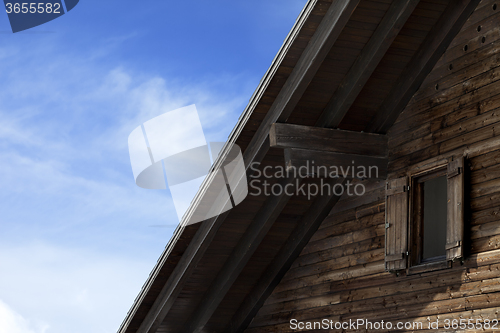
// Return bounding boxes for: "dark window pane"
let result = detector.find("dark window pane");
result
[422,176,447,260]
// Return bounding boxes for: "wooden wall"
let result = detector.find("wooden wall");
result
[245,1,500,331]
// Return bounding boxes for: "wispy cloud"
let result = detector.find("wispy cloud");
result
[0,242,152,333]
[0,38,250,232]
[0,31,252,333]
[0,300,47,333]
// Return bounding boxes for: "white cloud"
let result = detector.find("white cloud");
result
[0,243,152,333]
[0,299,48,333]
[0,42,249,233]
[0,29,253,333]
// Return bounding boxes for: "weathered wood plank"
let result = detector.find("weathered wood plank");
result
[135,211,231,333]
[315,0,421,127]
[272,261,385,294]
[471,220,500,239]
[319,200,385,230]
[284,148,388,180]
[389,130,500,180]
[472,205,500,226]
[266,249,500,309]
[282,248,385,282]
[181,176,297,333]
[292,235,385,274]
[447,157,465,260]
[385,177,408,271]
[310,210,384,242]
[253,266,500,327]
[367,0,481,134]
[330,183,385,214]
[411,40,500,107]
[227,178,345,333]
[390,69,500,150]
[269,123,388,157]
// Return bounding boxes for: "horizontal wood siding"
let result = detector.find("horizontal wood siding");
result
[245,1,500,331]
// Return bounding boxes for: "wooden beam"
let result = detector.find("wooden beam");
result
[133,2,360,332]
[284,148,388,180]
[160,2,361,332]
[316,0,421,128]
[242,0,360,167]
[227,178,346,333]
[367,0,481,134]
[135,212,231,333]
[181,177,298,333]
[223,1,419,330]
[270,123,388,157]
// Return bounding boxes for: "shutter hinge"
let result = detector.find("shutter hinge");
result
[446,241,462,250]
[447,166,462,179]
[385,222,390,229]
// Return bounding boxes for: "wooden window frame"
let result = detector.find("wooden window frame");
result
[385,156,465,275]
[407,165,450,275]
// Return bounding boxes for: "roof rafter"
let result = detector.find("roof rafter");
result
[367,0,481,134]
[316,0,421,128]
[227,178,346,333]
[181,176,297,333]
[242,0,361,165]
[178,1,361,332]
[224,1,428,326]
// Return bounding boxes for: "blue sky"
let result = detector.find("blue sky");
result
[0,1,307,333]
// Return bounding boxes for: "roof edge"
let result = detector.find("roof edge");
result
[117,1,318,332]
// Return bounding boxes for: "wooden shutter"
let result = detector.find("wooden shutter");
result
[446,156,465,261]
[385,177,409,271]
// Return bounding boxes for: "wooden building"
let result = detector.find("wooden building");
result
[118,0,500,331]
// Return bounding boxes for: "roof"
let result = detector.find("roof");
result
[118,0,480,332]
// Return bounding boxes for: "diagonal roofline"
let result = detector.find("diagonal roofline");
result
[117,2,319,332]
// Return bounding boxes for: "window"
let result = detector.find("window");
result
[421,175,447,260]
[409,168,448,270]
[385,157,465,274]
